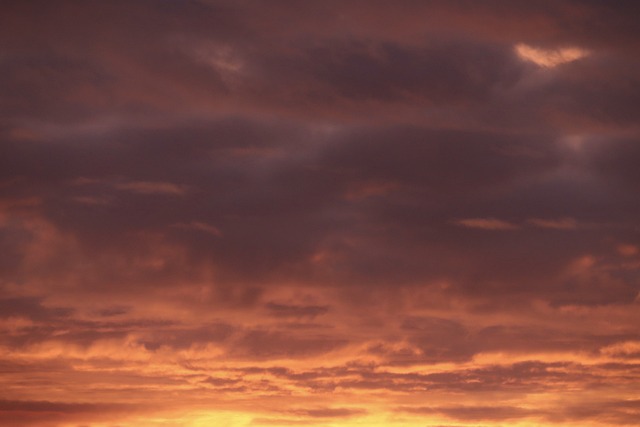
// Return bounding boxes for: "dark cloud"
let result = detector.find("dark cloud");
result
[231,329,348,359]
[548,399,640,425]
[0,399,130,413]
[400,398,639,424]
[227,359,635,395]
[138,323,235,351]
[585,135,640,194]
[0,297,73,322]
[0,399,136,427]
[0,0,637,127]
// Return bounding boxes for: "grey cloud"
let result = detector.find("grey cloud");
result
[2,118,639,314]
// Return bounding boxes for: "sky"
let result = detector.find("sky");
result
[1,1,640,426]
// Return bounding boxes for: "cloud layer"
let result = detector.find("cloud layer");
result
[1,1,640,426]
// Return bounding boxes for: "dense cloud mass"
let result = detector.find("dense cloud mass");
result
[1,1,640,426]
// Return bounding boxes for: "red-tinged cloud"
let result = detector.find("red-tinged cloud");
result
[1,1,640,426]
[453,218,519,230]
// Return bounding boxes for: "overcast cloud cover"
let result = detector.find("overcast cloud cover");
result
[1,1,640,426]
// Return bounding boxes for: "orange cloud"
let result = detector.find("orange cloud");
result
[515,44,589,68]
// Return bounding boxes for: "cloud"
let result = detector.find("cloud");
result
[600,341,640,359]
[527,217,579,230]
[113,181,189,196]
[1,1,640,426]
[453,218,519,231]
[265,303,329,319]
[515,44,589,68]
[171,221,222,236]
[0,399,137,427]
[231,329,348,359]
[290,407,367,418]
[546,399,640,425]
[0,297,73,322]
[0,399,130,414]
[400,404,535,421]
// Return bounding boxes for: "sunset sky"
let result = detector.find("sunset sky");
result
[1,1,640,426]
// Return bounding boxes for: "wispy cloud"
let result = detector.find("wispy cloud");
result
[527,217,578,230]
[453,218,519,230]
[114,181,189,195]
[171,221,222,236]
